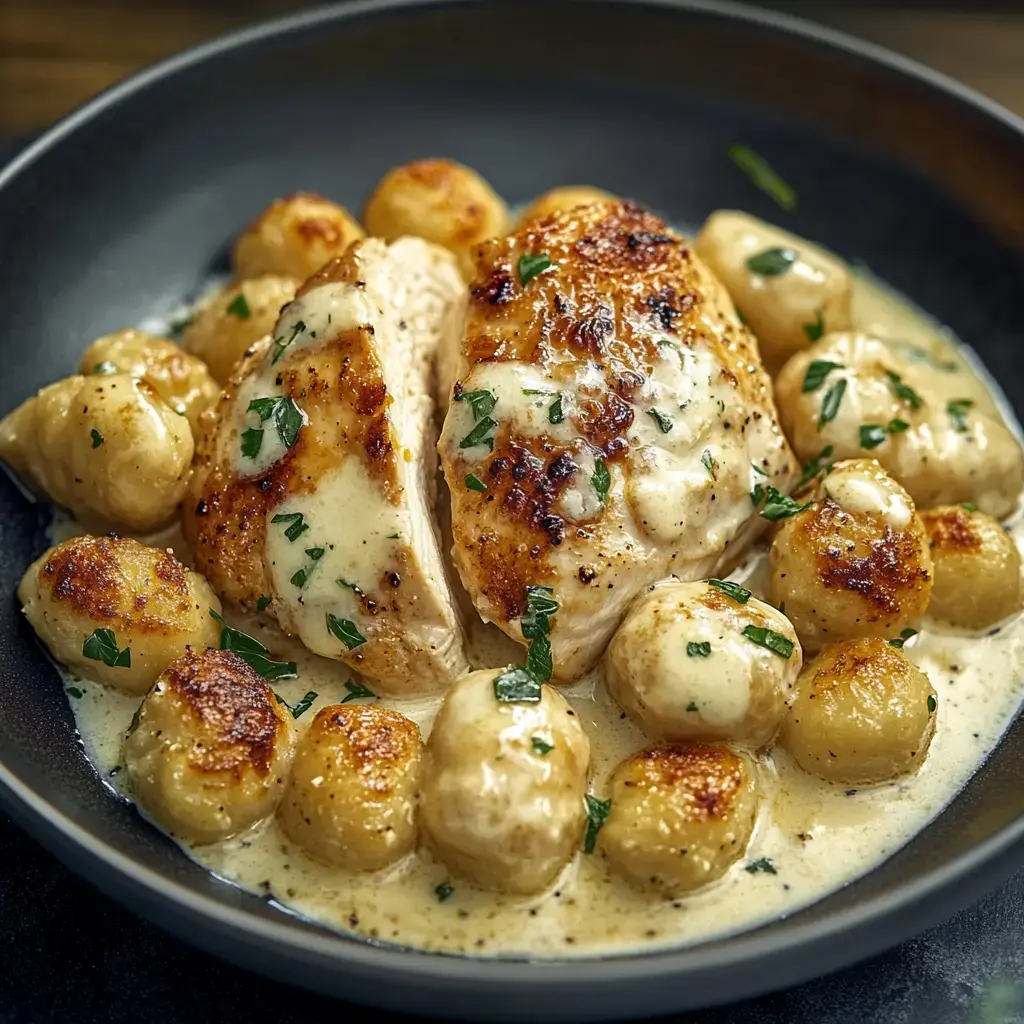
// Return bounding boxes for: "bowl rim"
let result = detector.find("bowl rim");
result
[2,0,1024,1006]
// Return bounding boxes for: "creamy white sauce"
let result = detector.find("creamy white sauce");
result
[44,254,1024,960]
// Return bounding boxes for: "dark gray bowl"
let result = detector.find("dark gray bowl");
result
[0,1,1022,1020]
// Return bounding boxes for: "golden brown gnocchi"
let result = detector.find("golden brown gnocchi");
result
[362,158,508,279]
[79,329,219,433]
[694,210,853,374]
[779,637,936,785]
[181,275,298,384]
[18,535,221,694]
[514,185,617,228]
[598,744,760,897]
[418,668,590,894]
[0,374,193,532]
[279,704,422,871]
[606,580,801,747]
[920,506,1022,630]
[232,193,365,281]
[770,459,933,653]
[124,648,295,843]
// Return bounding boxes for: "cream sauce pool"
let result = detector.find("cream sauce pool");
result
[51,273,1024,959]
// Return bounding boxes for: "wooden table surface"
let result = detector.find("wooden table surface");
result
[1,0,1023,137]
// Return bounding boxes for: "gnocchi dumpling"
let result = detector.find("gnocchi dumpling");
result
[182,275,298,384]
[79,328,219,433]
[598,743,760,897]
[770,459,933,653]
[606,579,801,747]
[779,637,937,785]
[0,374,193,532]
[694,210,853,374]
[514,185,617,229]
[418,668,590,894]
[280,704,422,871]
[18,535,221,694]
[232,193,365,281]
[774,331,1024,518]
[362,158,508,279]
[920,505,1022,630]
[124,648,295,843]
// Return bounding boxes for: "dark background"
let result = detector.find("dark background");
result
[0,2,1023,1021]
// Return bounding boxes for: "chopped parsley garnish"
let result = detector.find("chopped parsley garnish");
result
[648,407,673,434]
[240,427,264,459]
[745,857,777,875]
[522,387,556,396]
[244,395,305,455]
[759,487,812,522]
[727,144,797,211]
[531,736,554,756]
[527,635,553,682]
[521,586,558,683]
[289,547,324,589]
[888,627,918,649]
[548,394,565,424]
[885,370,923,410]
[746,247,797,276]
[459,416,497,451]
[82,628,131,668]
[341,680,376,703]
[336,578,365,597]
[592,458,610,503]
[701,448,718,480]
[256,595,272,612]
[961,503,978,513]
[802,309,824,342]
[226,292,252,319]
[802,360,843,394]
[271,319,306,364]
[687,642,711,658]
[947,398,974,433]
[583,794,612,854]
[90,428,104,449]
[93,360,118,375]
[795,445,835,489]
[435,881,455,902]
[817,378,847,430]
[454,388,496,420]
[708,579,751,604]
[860,419,908,450]
[271,511,309,542]
[889,418,910,434]
[168,313,194,337]
[686,701,700,711]
[66,686,85,699]
[278,690,317,719]
[326,613,367,650]
[209,609,297,680]
[742,625,794,658]
[465,473,488,493]
[493,666,542,703]
[518,252,555,286]
[927,694,937,714]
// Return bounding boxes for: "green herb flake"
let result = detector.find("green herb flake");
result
[90,428,104,449]
[522,388,556,397]
[93,360,118,375]
[888,627,918,650]
[686,701,700,711]
[341,680,376,704]
[817,378,847,430]
[885,370,923,410]
[795,445,835,489]
[647,407,674,434]
[465,473,488,493]
[745,247,797,277]
[802,360,843,394]
[226,292,252,319]
[927,694,937,714]
[326,613,367,650]
[459,416,497,451]
[66,686,85,699]
[531,736,554,756]
[493,666,542,703]
[518,252,555,286]
[337,578,365,597]
[701,448,718,480]
[271,512,309,542]
[521,586,559,639]
[82,628,131,668]
[742,624,794,658]
[687,642,711,658]
[435,881,455,902]
[592,458,610,503]
[271,319,307,364]
[759,486,812,522]
[802,309,824,342]
[888,418,910,434]
[728,144,797,211]
[961,503,978,513]
[745,857,777,875]
[859,424,888,450]
[247,395,304,449]
[527,634,553,683]
[256,595,272,612]
[283,690,318,719]
[209,609,298,679]
[583,794,612,854]
[548,394,565,424]
[708,579,752,604]
[947,398,974,433]
[454,388,497,420]
[240,427,264,459]
[168,313,194,338]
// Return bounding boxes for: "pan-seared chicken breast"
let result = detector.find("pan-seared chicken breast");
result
[183,237,469,696]
[439,201,795,680]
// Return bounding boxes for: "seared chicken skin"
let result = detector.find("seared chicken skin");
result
[439,201,795,680]
[183,237,469,696]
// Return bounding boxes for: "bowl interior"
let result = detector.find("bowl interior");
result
[0,1,1022,1018]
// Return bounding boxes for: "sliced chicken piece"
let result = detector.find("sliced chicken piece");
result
[438,201,795,681]
[182,237,469,696]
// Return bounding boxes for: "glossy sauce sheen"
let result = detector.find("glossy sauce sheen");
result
[57,273,1024,959]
